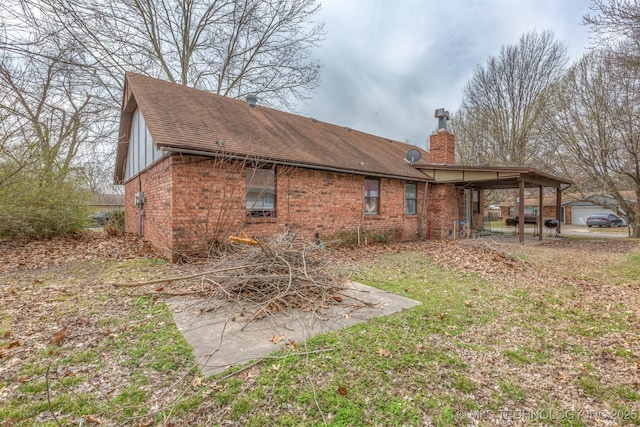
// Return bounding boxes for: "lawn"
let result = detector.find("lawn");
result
[1,233,639,426]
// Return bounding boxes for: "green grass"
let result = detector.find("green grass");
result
[615,252,640,281]
[0,259,196,426]
[2,242,640,426]
[204,252,501,425]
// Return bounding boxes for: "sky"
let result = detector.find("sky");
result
[300,0,594,147]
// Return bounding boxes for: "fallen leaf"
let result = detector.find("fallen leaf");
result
[270,364,281,372]
[208,383,226,392]
[343,313,351,320]
[1,340,20,351]
[286,339,298,350]
[377,348,392,358]
[16,375,30,383]
[271,334,285,344]
[52,327,69,346]
[332,295,344,302]
[82,415,100,424]
[336,385,348,396]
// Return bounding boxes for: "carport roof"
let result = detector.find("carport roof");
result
[413,164,572,189]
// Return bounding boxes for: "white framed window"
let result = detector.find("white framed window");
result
[405,183,417,214]
[364,179,379,215]
[246,168,276,217]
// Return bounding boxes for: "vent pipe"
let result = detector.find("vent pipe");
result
[246,94,258,108]
[435,108,450,131]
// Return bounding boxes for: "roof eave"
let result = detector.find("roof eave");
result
[414,163,572,189]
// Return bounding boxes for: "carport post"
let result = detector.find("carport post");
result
[538,185,543,241]
[556,188,562,234]
[518,180,525,243]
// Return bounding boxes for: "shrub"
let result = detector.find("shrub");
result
[0,168,91,239]
[105,209,125,235]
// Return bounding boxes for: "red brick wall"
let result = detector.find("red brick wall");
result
[472,191,485,230]
[426,183,460,238]
[124,156,174,257]
[542,205,560,221]
[169,156,246,257]
[124,154,429,259]
[564,206,572,224]
[500,205,563,223]
[245,167,426,245]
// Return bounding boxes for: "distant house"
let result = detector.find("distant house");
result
[498,191,638,225]
[499,194,568,223]
[89,193,124,213]
[114,73,571,260]
[563,192,637,225]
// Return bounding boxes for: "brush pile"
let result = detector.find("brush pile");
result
[118,233,349,322]
[207,234,347,320]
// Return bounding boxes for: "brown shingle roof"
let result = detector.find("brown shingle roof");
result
[90,193,124,206]
[115,73,431,183]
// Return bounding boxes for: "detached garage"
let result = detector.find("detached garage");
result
[566,201,618,225]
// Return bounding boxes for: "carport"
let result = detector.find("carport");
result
[416,165,573,244]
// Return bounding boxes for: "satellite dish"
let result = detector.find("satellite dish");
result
[406,149,422,164]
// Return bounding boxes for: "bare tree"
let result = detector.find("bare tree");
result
[584,0,640,68]
[0,49,111,180]
[0,37,113,237]
[455,30,568,169]
[548,51,640,236]
[9,0,324,108]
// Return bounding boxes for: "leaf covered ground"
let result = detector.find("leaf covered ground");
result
[1,232,639,426]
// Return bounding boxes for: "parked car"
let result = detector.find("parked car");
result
[90,212,111,226]
[586,213,625,228]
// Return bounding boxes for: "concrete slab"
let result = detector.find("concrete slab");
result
[166,281,420,376]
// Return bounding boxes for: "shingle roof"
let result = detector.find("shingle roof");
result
[90,193,125,206]
[115,73,431,183]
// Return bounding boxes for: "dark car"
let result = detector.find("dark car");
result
[586,213,624,228]
[90,212,111,226]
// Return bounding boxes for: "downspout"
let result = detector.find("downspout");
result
[138,176,144,236]
[417,182,428,237]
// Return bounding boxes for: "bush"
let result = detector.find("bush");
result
[105,209,125,235]
[0,169,91,239]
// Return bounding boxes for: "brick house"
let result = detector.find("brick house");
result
[114,73,571,259]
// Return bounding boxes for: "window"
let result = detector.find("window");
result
[405,183,417,215]
[246,168,276,217]
[364,179,379,215]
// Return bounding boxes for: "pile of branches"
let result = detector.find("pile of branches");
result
[117,233,349,323]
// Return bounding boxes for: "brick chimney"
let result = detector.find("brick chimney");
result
[429,108,455,164]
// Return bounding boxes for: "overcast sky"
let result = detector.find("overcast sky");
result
[300,0,593,147]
